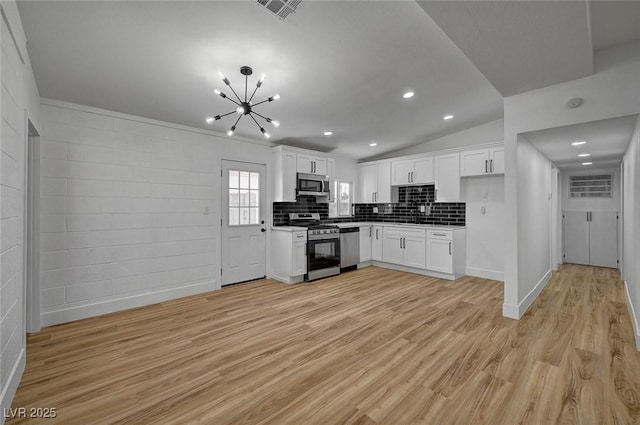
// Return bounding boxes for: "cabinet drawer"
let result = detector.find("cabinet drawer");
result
[427,230,452,240]
[293,231,307,241]
[385,227,426,238]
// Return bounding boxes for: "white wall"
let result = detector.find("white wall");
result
[461,176,504,280]
[0,1,42,418]
[369,118,503,160]
[622,116,640,349]
[38,100,273,326]
[503,41,640,319]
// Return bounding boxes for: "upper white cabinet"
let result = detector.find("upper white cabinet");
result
[327,157,335,202]
[297,154,327,175]
[434,152,460,202]
[358,161,391,203]
[273,146,331,202]
[460,145,504,177]
[391,157,434,185]
[272,147,297,202]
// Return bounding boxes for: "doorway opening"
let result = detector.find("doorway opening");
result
[24,120,40,333]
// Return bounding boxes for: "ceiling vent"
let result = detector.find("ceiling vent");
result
[256,0,302,20]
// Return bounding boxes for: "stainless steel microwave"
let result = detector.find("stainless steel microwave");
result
[297,172,330,197]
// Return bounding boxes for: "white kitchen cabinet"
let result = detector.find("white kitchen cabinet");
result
[297,154,327,175]
[434,152,460,202]
[271,229,308,284]
[371,226,383,261]
[359,226,372,262]
[382,227,426,268]
[426,229,466,277]
[391,157,434,185]
[292,241,307,276]
[460,145,504,177]
[358,161,391,203]
[327,157,335,202]
[272,147,297,202]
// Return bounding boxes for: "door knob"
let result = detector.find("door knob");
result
[261,228,266,232]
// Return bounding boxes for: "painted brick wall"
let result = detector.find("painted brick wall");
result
[39,101,272,326]
[1,1,42,417]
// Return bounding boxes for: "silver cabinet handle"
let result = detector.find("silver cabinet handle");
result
[376,229,379,239]
[449,242,452,255]
[369,227,372,237]
[586,212,589,221]
[408,172,411,183]
[411,172,414,182]
[485,160,488,173]
[490,159,493,173]
[432,233,447,237]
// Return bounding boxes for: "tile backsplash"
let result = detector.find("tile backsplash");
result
[273,185,465,226]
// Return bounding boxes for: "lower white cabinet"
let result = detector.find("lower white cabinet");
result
[426,229,466,276]
[371,226,383,261]
[271,229,307,283]
[359,226,372,262]
[382,227,426,268]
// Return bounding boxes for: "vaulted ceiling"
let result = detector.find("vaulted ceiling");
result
[17,1,640,160]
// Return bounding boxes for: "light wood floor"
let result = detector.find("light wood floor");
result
[9,265,640,424]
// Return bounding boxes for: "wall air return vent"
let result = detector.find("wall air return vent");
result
[256,0,302,20]
[569,174,613,198]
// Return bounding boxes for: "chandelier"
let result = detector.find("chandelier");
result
[206,66,280,139]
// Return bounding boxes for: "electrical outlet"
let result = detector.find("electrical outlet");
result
[373,206,379,213]
[419,205,426,213]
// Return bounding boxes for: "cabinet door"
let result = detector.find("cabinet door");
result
[460,149,489,177]
[434,153,460,202]
[426,238,452,273]
[359,226,372,262]
[273,150,297,202]
[413,157,434,184]
[371,226,383,261]
[376,162,392,203]
[392,160,412,185]
[489,147,504,175]
[327,158,335,202]
[403,237,426,269]
[564,211,590,265]
[313,157,327,175]
[359,164,377,203]
[296,154,314,173]
[589,211,618,268]
[292,241,307,276]
[382,234,403,265]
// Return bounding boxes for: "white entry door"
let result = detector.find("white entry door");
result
[221,160,267,285]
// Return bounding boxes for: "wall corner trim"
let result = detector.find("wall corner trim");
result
[0,348,26,422]
[503,269,553,319]
[623,280,640,352]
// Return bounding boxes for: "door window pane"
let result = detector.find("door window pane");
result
[228,169,261,226]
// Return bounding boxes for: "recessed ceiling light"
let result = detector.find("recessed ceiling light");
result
[578,153,591,157]
[369,142,377,147]
[323,131,333,136]
[443,114,454,120]
[572,141,587,146]
[582,162,593,165]
[403,91,415,99]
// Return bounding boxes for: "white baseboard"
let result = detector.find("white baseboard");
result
[623,280,640,351]
[502,269,552,320]
[466,266,504,282]
[41,280,215,327]
[270,273,304,284]
[1,348,25,424]
[370,261,459,281]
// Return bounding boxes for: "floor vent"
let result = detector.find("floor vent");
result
[255,0,302,20]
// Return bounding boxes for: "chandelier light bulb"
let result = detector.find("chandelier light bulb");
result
[272,120,280,128]
[227,126,235,136]
[205,117,214,124]
[273,93,280,101]
[236,106,244,115]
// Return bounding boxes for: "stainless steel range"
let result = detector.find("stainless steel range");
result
[288,213,340,281]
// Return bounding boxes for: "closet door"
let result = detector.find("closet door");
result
[589,211,618,268]
[564,211,590,265]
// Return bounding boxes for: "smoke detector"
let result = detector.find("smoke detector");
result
[256,0,302,20]
[567,97,584,108]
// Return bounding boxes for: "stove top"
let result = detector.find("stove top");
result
[288,213,339,238]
